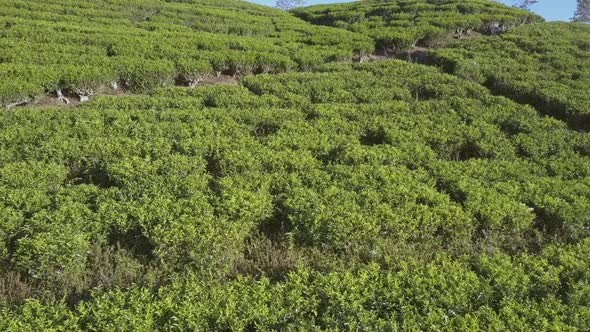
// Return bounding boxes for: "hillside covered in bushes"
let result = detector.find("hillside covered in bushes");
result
[292,0,542,53]
[1,0,589,330]
[430,22,590,131]
[0,0,372,107]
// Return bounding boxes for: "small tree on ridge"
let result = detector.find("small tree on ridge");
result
[276,0,306,10]
[513,0,539,11]
[573,0,590,23]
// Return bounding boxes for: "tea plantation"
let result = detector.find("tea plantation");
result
[0,0,589,330]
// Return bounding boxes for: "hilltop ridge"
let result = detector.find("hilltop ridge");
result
[292,0,542,52]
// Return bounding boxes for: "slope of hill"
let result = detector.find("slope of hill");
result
[0,0,372,107]
[0,0,589,330]
[430,22,590,131]
[292,0,542,53]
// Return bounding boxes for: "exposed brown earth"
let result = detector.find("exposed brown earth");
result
[7,74,240,110]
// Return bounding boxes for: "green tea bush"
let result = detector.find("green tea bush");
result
[116,58,176,92]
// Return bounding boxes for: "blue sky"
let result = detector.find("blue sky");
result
[497,0,577,21]
[248,0,578,22]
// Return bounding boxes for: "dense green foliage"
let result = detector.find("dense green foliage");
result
[429,22,590,131]
[0,0,373,106]
[1,0,590,330]
[1,59,590,329]
[292,0,542,53]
